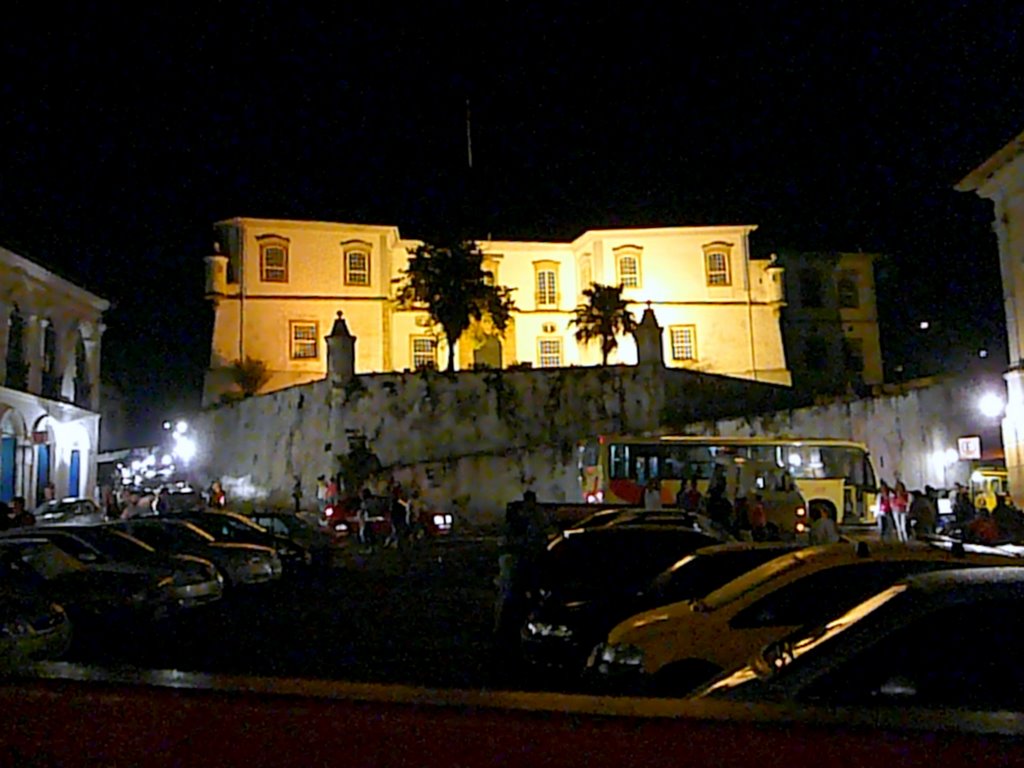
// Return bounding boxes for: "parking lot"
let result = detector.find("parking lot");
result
[63,537,506,690]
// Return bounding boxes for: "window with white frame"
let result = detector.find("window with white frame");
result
[259,237,289,283]
[345,248,371,286]
[537,269,557,306]
[411,336,437,369]
[615,248,641,288]
[705,251,730,286]
[290,321,318,360]
[538,337,562,367]
[670,325,697,361]
[534,261,559,307]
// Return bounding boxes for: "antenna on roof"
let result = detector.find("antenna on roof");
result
[466,98,474,171]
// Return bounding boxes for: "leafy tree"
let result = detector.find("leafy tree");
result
[395,240,516,372]
[230,356,271,397]
[570,283,637,365]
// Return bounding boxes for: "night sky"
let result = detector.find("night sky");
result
[1,2,1022,438]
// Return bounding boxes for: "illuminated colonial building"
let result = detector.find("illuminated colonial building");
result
[1,245,107,504]
[203,218,792,404]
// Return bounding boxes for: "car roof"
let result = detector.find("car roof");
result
[903,566,1024,595]
[691,541,803,558]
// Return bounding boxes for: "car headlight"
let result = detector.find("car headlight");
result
[588,642,646,674]
[432,514,444,526]
[525,621,573,639]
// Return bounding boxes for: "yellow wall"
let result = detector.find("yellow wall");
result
[204,219,792,402]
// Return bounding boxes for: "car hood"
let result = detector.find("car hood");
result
[606,598,702,646]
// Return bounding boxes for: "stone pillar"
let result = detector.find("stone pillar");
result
[633,303,664,367]
[25,315,43,395]
[326,310,356,387]
[84,324,104,412]
[958,129,1024,504]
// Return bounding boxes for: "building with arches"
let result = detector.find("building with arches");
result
[1,245,107,505]
[203,218,792,405]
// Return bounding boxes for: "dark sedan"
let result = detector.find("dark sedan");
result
[171,511,313,573]
[118,519,281,587]
[522,540,801,676]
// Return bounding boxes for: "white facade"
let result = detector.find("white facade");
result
[958,128,1024,504]
[1,245,107,505]
[203,218,791,405]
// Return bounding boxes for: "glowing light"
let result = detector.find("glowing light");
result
[172,435,197,464]
[971,470,985,484]
[161,454,173,466]
[919,321,930,330]
[944,448,959,465]
[795,506,806,517]
[788,453,802,467]
[175,420,188,435]
[978,392,1005,419]
[162,421,171,431]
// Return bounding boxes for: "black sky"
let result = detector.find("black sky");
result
[1,2,1022,434]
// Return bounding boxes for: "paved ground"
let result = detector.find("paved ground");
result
[66,536,508,689]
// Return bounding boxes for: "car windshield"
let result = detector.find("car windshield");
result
[81,528,158,559]
[13,541,87,580]
[701,551,809,611]
[542,531,717,597]
[648,547,799,603]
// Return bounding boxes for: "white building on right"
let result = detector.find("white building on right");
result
[958,127,1024,504]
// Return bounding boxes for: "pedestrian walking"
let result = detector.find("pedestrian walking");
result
[388,483,411,556]
[892,481,910,543]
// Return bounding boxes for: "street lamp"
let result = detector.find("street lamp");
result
[978,392,1006,419]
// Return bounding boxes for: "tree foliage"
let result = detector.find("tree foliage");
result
[394,240,516,371]
[569,283,637,365]
[230,356,271,397]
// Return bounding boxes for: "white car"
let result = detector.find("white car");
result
[588,541,1024,695]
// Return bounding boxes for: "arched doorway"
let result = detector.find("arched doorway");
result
[473,335,503,369]
[32,416,55,506]
[0,406,26,502]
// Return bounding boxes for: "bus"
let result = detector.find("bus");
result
[970,466,1008,512]
[578,435,878,533]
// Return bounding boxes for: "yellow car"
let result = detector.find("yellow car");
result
[588,541,1024,696]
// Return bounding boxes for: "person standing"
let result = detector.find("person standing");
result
[952,482,976,527]
[749,494,768,541]
[876,480,894,541]
[676,478,702,513]
[315,475,329,515]
[643,478,663,510]
[809,505,841,545]
[892,481,910,543]
[388,483,411,556]
[909,487,938,539]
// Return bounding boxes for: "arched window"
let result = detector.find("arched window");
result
[343,240,373,286]
[613,246,642,288]
[702,241,733,287]
[257,234,289,283]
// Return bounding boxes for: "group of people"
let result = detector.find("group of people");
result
[0,496,34,530]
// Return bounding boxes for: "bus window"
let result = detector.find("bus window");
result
[610,444,631,479]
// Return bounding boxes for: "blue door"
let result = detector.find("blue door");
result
[0,437,15,502]
[36,444,50,506]
[68,449,81,499]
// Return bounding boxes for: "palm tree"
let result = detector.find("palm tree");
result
[570,283,637,365]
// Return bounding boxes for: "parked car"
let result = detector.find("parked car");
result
[588,541,1024,695]
[0,536,179,623]
[25,525,224,613]
[118,519,282,587]
[522,541,802,675]
[698,567,1024,711]
[171,511,312,573]
[32,498,106,526]
[246,510,341,568]
[0,550,72,666]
